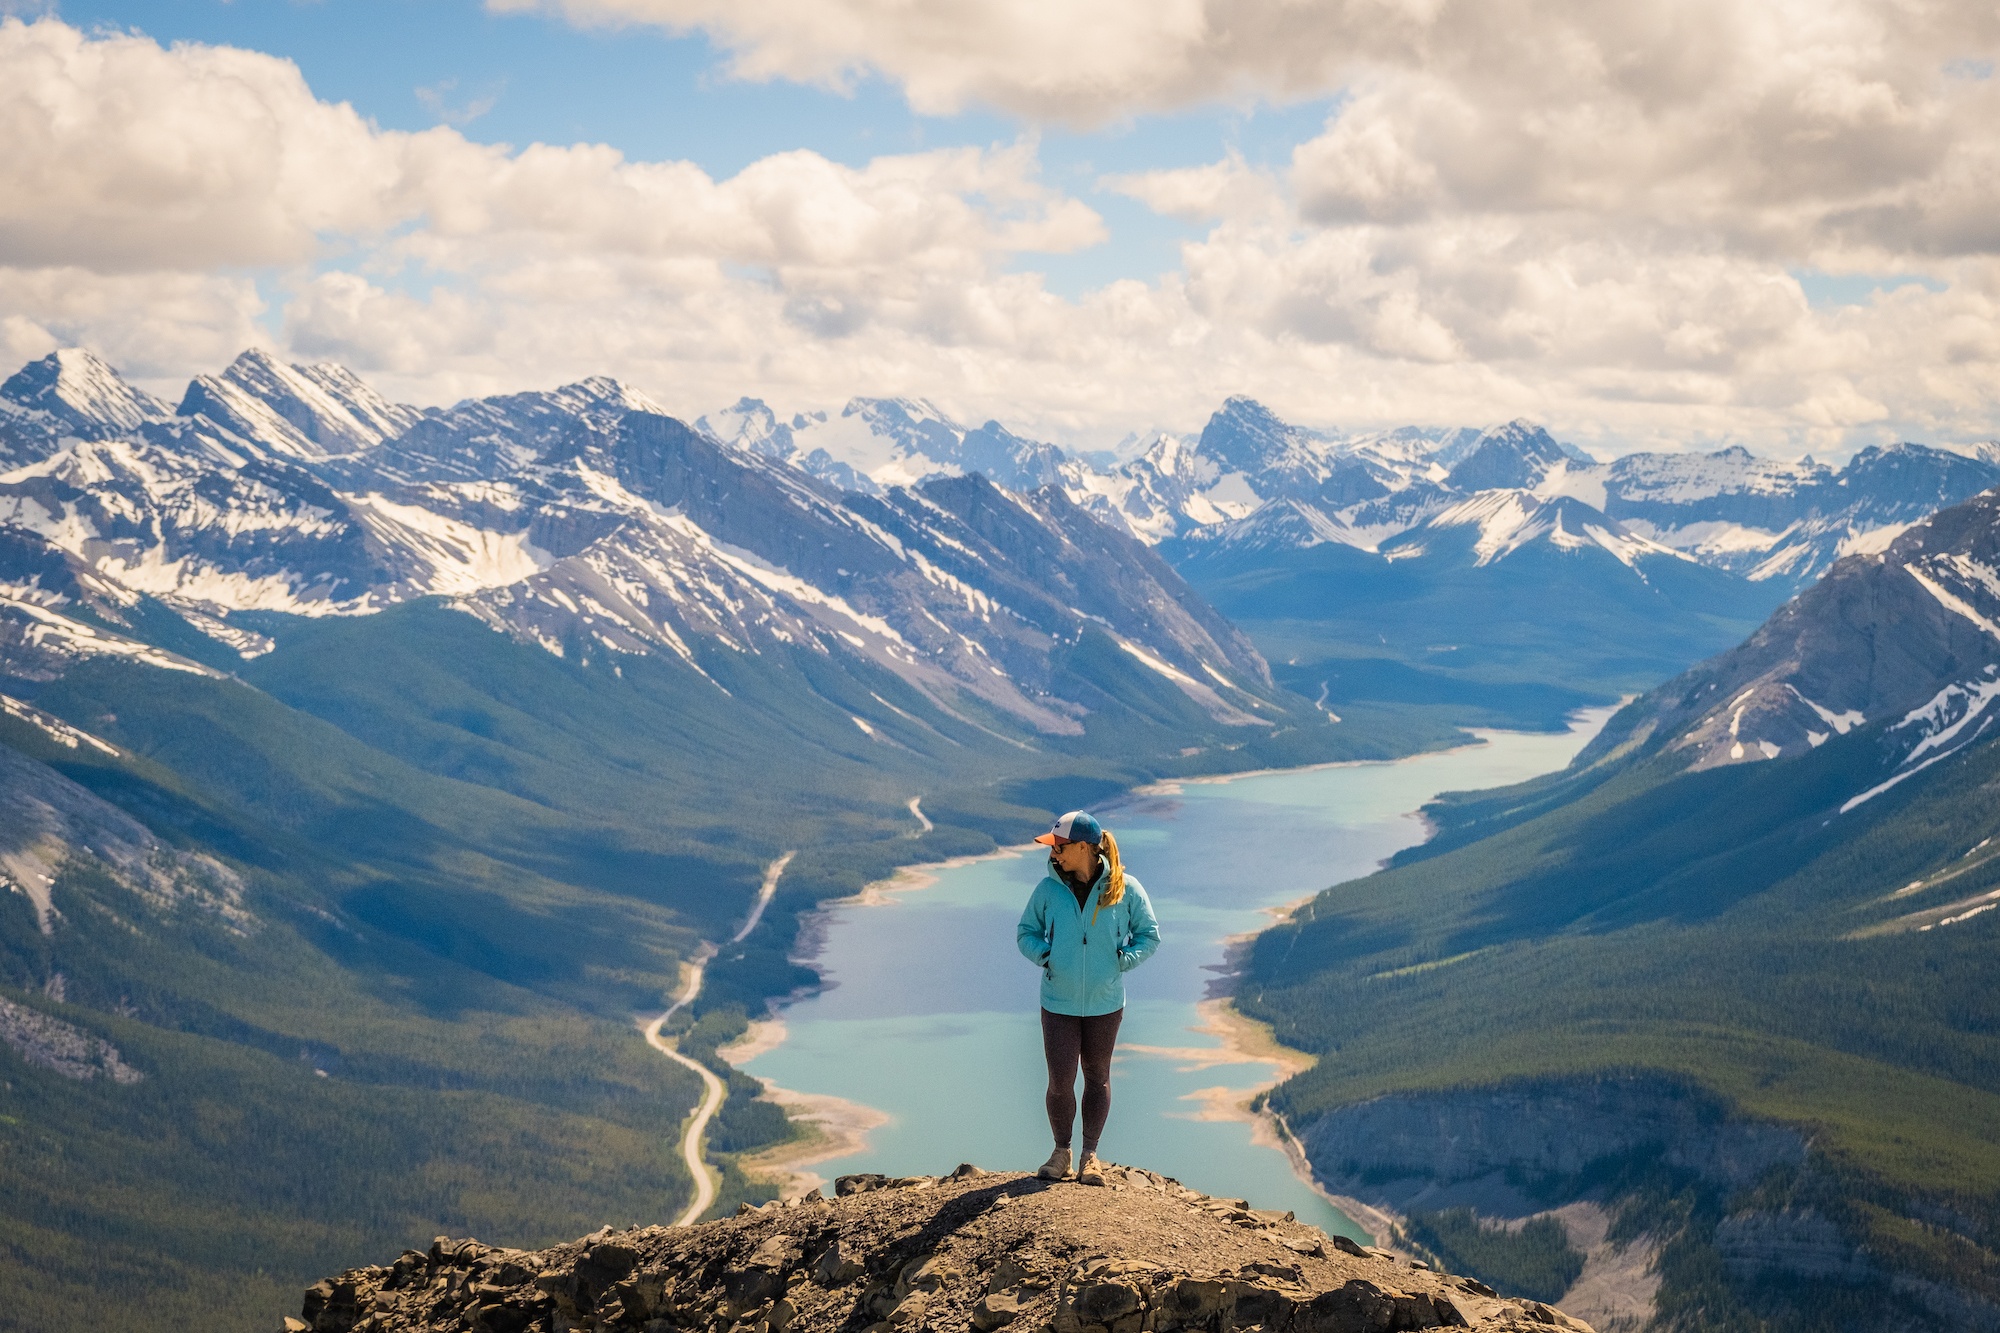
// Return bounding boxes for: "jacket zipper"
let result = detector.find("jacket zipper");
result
[1069,872,1106,1002]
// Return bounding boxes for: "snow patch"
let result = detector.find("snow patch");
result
[1116,640,1201,688]
[0,584,219,675]
[0,694,118,754]
[1904,565,2000,641]
[1836,522,1913,559]
[1789,686,1863,735]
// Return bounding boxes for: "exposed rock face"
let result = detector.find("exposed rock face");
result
[0,727,250,936]
[290,1167,1595,1333]
[1712,1210,2000,1332]
[0,994,142,1083]
[1,348,167,441]
[1284,1078,1808,1331]
[1712,1209,1876,1283]
[1573,487,2000,774]
[1294,1077,1804,1200]
[1443,424,1570,495]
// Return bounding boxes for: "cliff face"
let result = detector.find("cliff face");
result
[1285,1077,2000,1333]
[1294,1077,1805,1208]
[289,1166,1595,1333]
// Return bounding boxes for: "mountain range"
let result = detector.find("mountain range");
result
[0,347,1393,1333]
[7,343,2000,1333]
[1163,409,2000,722]
[0,348,1306,746]
[704,381,2000,723]
[1238,484,2000,1331]
[11,346,1997,739]
[698,385,1999,593]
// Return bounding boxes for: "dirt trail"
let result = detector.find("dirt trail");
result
[642,851,795,1226]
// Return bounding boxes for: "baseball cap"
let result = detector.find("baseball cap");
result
[1034,810,1103,846]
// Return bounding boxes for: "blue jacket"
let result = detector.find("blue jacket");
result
[1016,864,1161,1016]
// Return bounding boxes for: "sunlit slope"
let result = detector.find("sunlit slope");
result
[1239,488,2000,1198]
[1242,727,2000,1192]
[0,704,706,1333]
[0,493,1430,1333]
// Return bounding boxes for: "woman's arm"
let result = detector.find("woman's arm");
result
[1117,882,1161,971]
[1016,883,1053,965]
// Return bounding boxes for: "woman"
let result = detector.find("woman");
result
[1015,810,1161,1185]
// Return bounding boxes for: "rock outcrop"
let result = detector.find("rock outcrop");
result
[1293,1077,1804,1207]
[288,1166,1594,1333]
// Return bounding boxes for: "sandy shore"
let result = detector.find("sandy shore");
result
[730,1079,892,1201]
[1133,706,1616,797]
[711,848,1041,1199]
[737,850,1346,1217]
[717,1019,890,1199]
[1125,997,1386,1243]
[717,1016,791,1065]
[839,841,1036,907]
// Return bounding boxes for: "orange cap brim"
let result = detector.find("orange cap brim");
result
[1033,833,1063,845]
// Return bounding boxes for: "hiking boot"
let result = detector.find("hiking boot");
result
[1076,1152,1106,1186]
[1036,1147,1072,1181]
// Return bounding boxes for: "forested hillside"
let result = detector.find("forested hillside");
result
[1237,490,2000,1329]
[0,351,1432,1333]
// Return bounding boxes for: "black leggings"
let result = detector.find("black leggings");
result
[1041,1008,1123,1154]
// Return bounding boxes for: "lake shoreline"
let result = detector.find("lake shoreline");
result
[726,708,1613,1210]
[721,1017,892,1200]
[1130,711,1610,797]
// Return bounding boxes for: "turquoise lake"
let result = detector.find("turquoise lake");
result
[740,710,1612,1240]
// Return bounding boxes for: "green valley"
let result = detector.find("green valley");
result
[1238,493,2000,1330]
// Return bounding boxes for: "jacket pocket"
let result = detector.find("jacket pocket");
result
[1044,954,1076,1004]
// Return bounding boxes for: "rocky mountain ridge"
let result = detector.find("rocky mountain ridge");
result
[0,349,1283,741]
[1230,482,2000,1333]
[1174,417,2000,592]
[696,382,1998,591]
[11,344,1995,736]
[1575,487,2000,795]
[290,1166,1594,1333]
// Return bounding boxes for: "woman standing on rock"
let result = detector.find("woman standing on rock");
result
[1016,810,1161,1187]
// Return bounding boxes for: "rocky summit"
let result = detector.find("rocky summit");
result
[288,1166,1592,1333]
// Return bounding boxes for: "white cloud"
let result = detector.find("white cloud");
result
[415,77,502,127]
[0,17,425,270]
[1104,155,1278,224]
[492,0,1228,120]
[1,11,2000,457]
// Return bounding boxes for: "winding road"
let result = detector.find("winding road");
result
[642,851,795,1227]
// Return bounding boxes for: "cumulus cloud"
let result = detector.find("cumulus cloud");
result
[492,0,1233,120]
[505,0,2000,256]
[0,17,1110,407]
[2,11,2000,455]
[0,18,426,270]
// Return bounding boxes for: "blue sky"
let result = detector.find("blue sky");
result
[4,0,1997,454]
[52,0,1335,297]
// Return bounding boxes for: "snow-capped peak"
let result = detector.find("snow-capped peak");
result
[697,397,795,462]
[562,376,667,417]
[177,349,424,460]
[0,348,168,438]
[707,394,1069,496]
[1196,396,1338,476]
[1444,420,1574,492]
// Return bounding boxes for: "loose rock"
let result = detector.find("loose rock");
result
[290,1167,1594,1333]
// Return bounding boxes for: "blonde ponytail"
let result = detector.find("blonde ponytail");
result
[1094,829,1126,918]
